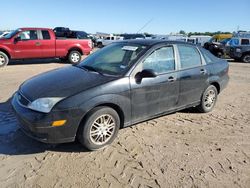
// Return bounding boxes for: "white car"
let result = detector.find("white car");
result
[0,31,10,38]
[96,35,123,48]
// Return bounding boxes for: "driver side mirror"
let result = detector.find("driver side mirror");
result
[135,69,157,83]
[14,36,21,43]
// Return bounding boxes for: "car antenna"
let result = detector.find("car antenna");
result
[136,18,154,34]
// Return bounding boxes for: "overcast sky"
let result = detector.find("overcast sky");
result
[1,0,249,34]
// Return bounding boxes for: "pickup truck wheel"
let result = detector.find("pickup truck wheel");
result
[0,52,9,67]
[217,52,223,58]
[197,85,218,113]
[242,54,250,63]
[68,51,81,64]
[77,107,120,151]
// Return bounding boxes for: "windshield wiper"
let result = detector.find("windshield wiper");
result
[81,65,104,75]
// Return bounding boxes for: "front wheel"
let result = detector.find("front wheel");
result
[0,52,9,67]
[241,54,250,63]
[68,51,81,64]
[217,51,223,58]
[77,107,120,151]
[197,85,218,113]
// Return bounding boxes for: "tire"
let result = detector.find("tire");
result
[97,42,103,48]
[217,52,223,58]
[197,85,218,113]
[68,51,81,64]
[77,107,120,151]
[0,51,9,67]
[241,54,250,63]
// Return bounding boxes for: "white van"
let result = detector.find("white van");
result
[188,35,212,46]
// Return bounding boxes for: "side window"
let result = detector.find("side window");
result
[241,39,249,45]
[200,48,213,64]
[42,30,51,40]
[106,37,110,40]
[178,45,201,69]
[143,46,175,74]
[18,30,38,40]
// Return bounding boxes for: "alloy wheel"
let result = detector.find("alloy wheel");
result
[71,53,80,63]
[90,114,116,145]
[204,89,216,108]
[0,55,6,66]
[243,55,250,63]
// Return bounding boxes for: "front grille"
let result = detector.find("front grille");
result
[17,92,30,106]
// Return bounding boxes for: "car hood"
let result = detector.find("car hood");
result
[0,38,10,43]
[20,65,116,101]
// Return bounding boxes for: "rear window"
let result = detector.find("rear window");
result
[200,48,219,64]
[42,30,51,40]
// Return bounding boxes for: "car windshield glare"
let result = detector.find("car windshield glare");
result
[77,43,147,76]
[3,29,20,39]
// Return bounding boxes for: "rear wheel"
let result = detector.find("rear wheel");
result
[77,107,120,151]
[0,52,9,67]
[68,51,81,64]
[241,54,250,63]
[197,85,218,113]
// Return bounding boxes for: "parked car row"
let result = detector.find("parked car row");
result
[96,33,147,48]
[203,32,250,63]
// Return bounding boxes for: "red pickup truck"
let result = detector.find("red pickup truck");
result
[0,28,92,67]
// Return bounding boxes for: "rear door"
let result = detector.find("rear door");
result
[176,45,208,107]
[38,30,56,58]
[13,29,42,59]
[130,45,179,122]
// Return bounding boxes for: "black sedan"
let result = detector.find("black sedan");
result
[12,40,229,150]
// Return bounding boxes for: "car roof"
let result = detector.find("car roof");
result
[117,39,196,47]
[19,27,52,30]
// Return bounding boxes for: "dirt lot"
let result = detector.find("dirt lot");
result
[0,59,250,188]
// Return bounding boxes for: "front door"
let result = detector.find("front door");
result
[13,30,42,59]
[130,45,179,123]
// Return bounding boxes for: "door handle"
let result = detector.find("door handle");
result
[35,42,41,46]
[200,69,207,74]
[168,76,176,82]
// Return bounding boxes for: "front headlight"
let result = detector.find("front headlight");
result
[28,97,64,113]
[235,48,241,53]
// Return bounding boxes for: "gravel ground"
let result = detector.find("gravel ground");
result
[0,59,250,188]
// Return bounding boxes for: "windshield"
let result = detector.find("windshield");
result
[77,43,147,76]
[228,38,239,46]
[220,38,231,44]
[3,29,20,39]
[208,38,215,43]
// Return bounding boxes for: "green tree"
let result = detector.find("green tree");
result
[179,30,186,35]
